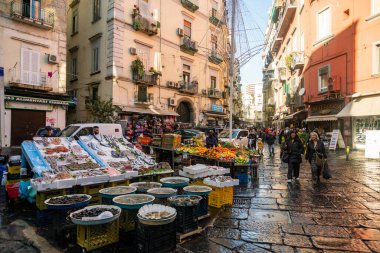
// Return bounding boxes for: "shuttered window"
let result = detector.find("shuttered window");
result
[21,48,40,86]
[184,20,191,38]
[317,7,331,41]
[136,44,150,70]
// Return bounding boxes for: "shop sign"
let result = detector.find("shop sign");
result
[5,95,70,106]
[211,104,223,113]
[365,130,380,159]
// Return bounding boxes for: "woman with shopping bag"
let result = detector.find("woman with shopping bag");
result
[305,132,331,182]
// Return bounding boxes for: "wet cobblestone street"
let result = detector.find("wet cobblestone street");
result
[179,149,380,253]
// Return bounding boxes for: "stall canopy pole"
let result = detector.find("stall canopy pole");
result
[229,0,237,141]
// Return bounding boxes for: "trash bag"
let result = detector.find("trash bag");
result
[322,162,332,179]
[19,180,36,203]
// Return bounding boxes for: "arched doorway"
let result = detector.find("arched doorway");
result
[176,101,192,123]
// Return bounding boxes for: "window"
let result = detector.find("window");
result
[21,48,41,86]
[317,7,331,41]
[300,32,305,52]
[211,76,217,89]
[71,56,78,80]
[183,64,191,83]
[292,30,297,52]
[72,9,79,34]
[184,20,192,38]
[318,65,330,92]
[373,42,380,75]
[91,38,100,73]
[300,77,305,89]
[93,0,101,22]
[371,0,380,15]
[92,86,98,101]
[136,44,150,70]
[77,127,94,137]
[22,0,41,18]
[212,8,217,18]
[138,86,147,102]
[211,35,218,52]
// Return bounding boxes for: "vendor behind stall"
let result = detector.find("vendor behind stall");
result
[42,126,53,137]
[206,130,218,148]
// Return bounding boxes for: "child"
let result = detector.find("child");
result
[257,138,264,156]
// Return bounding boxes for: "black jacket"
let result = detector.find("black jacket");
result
[265,134,276,145]
[206,135,218,148]
[284,138,304,163]
[305,140,327,163]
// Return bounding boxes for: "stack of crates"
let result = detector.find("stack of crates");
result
[7,156,21,184]
[135,220,176,253]
[36,189,68,210]
[161,134,181,150]
[119,209,138,232]
[208,186,234,208]
[79,183,104,205]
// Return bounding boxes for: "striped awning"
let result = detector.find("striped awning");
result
[305,115,337,122]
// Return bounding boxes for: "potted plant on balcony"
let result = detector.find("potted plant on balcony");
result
[131,58,144,80]
[285,54,294,71]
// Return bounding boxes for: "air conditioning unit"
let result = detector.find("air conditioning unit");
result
[168,98,177,106]
[167,81,173,87]
[129,47,137,55]
[176,28,184,37]
[174,82,179,88]
[48,54,58,64]
[202,89,207,95]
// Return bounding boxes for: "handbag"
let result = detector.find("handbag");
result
[281,152,289,163]
[314,145,326,167]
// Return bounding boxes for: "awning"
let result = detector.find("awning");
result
[284,110,306,120]
[155,109,180,117]
[336,96,380,117]
[204,112,227,119]
[305,115,337,122]
[121,106,158,115]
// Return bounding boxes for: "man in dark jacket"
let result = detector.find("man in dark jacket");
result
[284,131,304,182]
[265,130,276,157]
[206,130,218,148]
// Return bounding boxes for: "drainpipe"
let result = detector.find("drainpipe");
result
[0,67,4,149]
[159,0,162,108]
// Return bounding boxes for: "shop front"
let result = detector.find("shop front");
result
[4,89,70,147]
[202,104,227,127]
[306,100,345,144]
[284,110,307,129]
[337,95,380,150]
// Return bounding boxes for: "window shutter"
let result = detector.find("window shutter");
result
[30,50,40,85]
[21,48,31,84]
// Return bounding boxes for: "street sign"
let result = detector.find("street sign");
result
[329,129,341,150]
[365,130,380,159]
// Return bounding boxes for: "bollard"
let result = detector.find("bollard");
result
[346,146,350,161]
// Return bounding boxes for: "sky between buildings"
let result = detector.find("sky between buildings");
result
[240,0,272,87]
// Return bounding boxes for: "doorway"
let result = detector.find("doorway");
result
[11,109,45,146]
[176,101,193,123]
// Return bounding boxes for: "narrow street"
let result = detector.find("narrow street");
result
[180,148,380,253]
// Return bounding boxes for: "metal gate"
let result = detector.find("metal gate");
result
[176,102,191,123]
[11,109,45,146]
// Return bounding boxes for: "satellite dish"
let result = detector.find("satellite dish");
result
[298,88,305,96]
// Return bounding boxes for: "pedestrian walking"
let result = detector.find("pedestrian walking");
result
[257,138,264,156]
[265,130,276,157]
[305,132,328,182]
[247,130,257,150]
[283,131,304,183]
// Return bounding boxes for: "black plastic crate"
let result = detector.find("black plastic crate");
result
[196,195,209,217]
[136,220,176,240]
[136,233,176,253]
[174,205,198,233]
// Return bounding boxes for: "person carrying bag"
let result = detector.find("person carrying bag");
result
[283,131,304,183]
[305,132,331,182]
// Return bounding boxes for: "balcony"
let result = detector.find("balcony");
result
[294,94,304,108]
[223,99,229,107]
[208,88,222,99]
[271,37,283,54]
[179,81,198,94]
[208,50,223,65]
[209,10,224,27]
[132,71,158,86]
[275,0,297,40]
[132,13,159,36]
[134,92,154,105]
[180,37,198,55]
[8,68,53,91]
[278,67,287,81]
[10,0,54,29]
[180,0,199,12]
[291,52,305,70]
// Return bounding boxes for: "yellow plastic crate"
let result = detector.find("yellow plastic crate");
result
[155,173,174,182]
[8,165,21,175]
[190,180,205,186]
[80,183,104,195]
[208,186,234,208]
[119,209,138,232]
[77,219,119,252]
[36,189,67,210]
[106,180,130,187]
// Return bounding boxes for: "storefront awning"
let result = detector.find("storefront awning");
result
[155,109,180,117]
[121,106,158,115]
[305,115,337,122]
[336,96,380,117]
[284,110,306,120]
[204,112,227,119]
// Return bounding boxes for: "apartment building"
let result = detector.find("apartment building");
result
[66,0,230,127]
[0,0,68,147]
[263,0,380,148]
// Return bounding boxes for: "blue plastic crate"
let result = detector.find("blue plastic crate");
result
[237,173,249,184]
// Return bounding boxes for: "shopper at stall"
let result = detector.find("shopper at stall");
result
[305,131,328,182]
[206,130,218,148]
[265,130,276,157]
[43,126,54,137]
[247,130,257,150]
[257,138,264,155]
[283,131,304,183]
